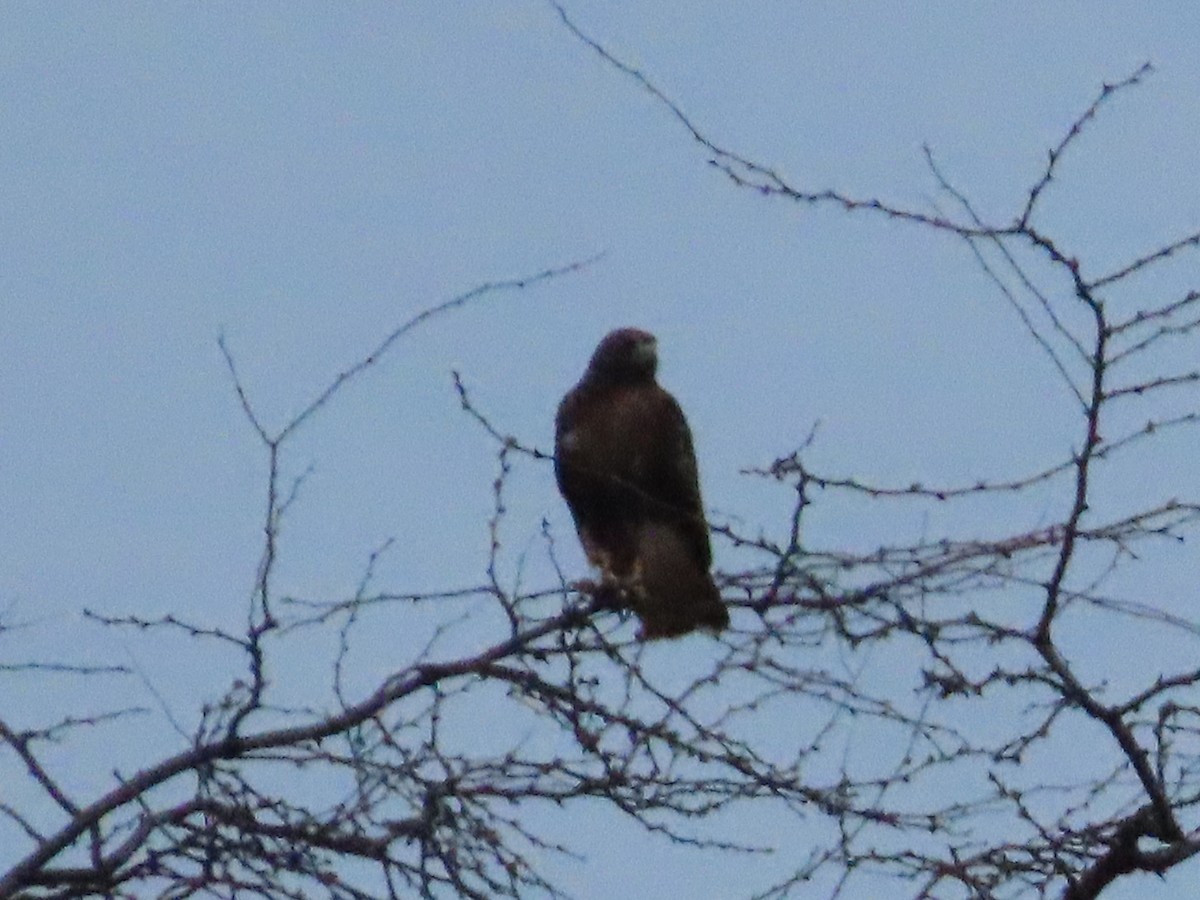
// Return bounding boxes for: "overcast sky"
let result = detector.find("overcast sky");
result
[3,5,1198,898]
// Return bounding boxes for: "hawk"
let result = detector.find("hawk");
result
[554,328,728,639]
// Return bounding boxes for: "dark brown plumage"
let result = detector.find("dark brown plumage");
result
[554,328,728,639]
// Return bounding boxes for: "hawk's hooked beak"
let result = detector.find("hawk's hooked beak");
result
[634,335,658,368]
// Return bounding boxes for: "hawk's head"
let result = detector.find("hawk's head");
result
[585,328,658,384]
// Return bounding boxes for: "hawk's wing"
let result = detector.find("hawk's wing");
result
[642,389,712,569]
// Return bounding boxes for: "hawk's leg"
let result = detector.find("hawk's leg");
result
[570,569,637,615]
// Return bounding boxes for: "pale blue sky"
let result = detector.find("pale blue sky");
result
[2,5,1198,898]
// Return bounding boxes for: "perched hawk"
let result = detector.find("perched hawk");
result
[554,328,728,639]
